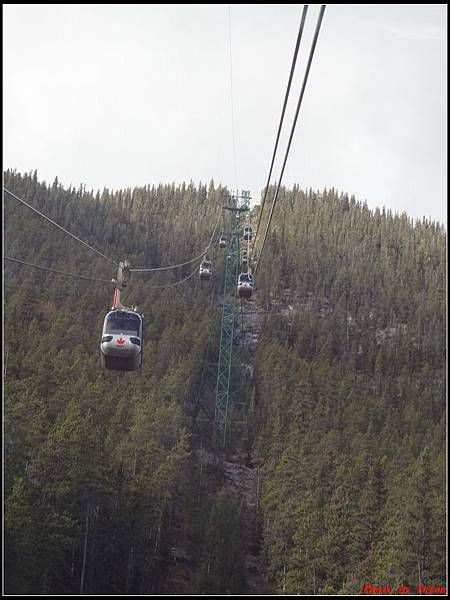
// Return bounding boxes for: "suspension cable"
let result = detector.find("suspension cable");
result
[5,254,203,290]
[206,208,223,251]
[130,208,222,272]
[253,5,325,278]
[130,248,208,273]
[147,262,202,288]
[4,256,113,284]
[131,259,204,289]
[4,188,117,266]
[252,5,308,256]
[228,5,238,195]
[132,209,223,285]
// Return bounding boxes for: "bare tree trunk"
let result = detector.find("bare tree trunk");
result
[417,553,422,589]
[155,517,162,554]
[197,447,204,507]
[345,293,350,350]
[80,502,90,595]
[89,505,100,594]
[256,467,260,514]
[71,544,75,581]
[126,545,135,594]
[4,347,8,379]
[42,569,48,594]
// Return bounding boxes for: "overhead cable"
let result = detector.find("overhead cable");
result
[130,207,222,272]
[130,248,209,273]
[131,259,203,288]
[4,187,117,266]
[228,5,238,195]
[252,5,309,255]
[253,5,325,278]
[4,256,113,284]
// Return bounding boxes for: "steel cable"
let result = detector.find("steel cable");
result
[251,5,309,258]
[253,5,326,278]
[4,188,117,266]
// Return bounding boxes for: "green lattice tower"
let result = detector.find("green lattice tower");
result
[213,191,250,448]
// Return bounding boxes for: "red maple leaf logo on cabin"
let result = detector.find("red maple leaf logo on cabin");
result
[116,338,125,345]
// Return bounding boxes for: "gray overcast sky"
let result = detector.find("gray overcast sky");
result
[4,4,447,223]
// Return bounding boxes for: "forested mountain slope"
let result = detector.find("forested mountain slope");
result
[4,169,228,594]
[4,171,446,594]
[249,186,446,594]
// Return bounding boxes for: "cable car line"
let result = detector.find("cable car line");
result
[155,262,204,288]
[132,260,204,289]
[253,4,325,278]
[6,185,221,280]
[252,5,309,255]
[228,5,238,195]
[207,208,224,249]
[4,256,114,285]
[99,206,221,370]
[4,187,117,266]
[5,5,324,385]
[130,248,209,273]
[130,209,222,273]
[6,206,221,289]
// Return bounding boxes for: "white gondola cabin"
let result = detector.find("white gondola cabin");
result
[237,272,254,299]
[243,225,252,241]
[219,234,227,248]
[100,309,143,371]
[199,259,213,281]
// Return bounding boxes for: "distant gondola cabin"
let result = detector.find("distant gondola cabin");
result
[199,259,213,281]
[237,272,254,299]
[243,225,252,241]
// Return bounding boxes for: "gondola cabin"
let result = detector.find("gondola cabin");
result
[243,225,253,241]
[237,272,254,299]
[242,254,248,267]
[219,234,227,248]
[100,309,143,371]
[199,259,213,281]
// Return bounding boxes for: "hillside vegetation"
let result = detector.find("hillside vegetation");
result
[250,186,446,593]
[4,170,446,594]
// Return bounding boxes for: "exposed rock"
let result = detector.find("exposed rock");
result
[223,461,260,511]
[375,323,407,344]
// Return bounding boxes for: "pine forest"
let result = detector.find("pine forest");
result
[3,169,447,595]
